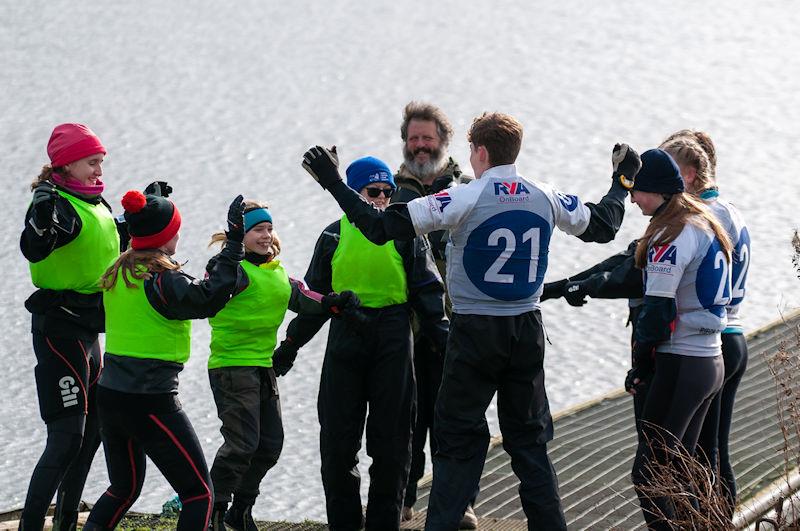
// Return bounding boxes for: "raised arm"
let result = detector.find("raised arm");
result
[577,144,641,243]
[302,146,418,243]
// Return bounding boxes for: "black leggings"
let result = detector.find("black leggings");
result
[21,334,102,531]
[84,386,212,531]
[631,352,723,530]
[696,333,748,514]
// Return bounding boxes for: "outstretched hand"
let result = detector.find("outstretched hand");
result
[563,280,589,307]
[322,290,365,322]
[612,143,641,190]
[540,279,567,302]
[302,146,342,189]
[144,181,173,198]
[226,195,245,243]
[31,181,59,230]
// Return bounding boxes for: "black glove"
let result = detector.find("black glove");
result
[540,279,568,302]
[30,181,59,230]
[272,339,299,377]
[563,280,589,307]
[626,342,655,394]
[322,290,362,319]
[611,143,641,190]
[144,181,173,197]
[302,146,342,189]
[226,195,245,243]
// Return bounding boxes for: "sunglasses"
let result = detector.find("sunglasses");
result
[365,187,394,198]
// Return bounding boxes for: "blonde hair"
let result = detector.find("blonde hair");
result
[659,137,713,194]
[101,249,180,290]
[635,192,732,268]
[209,200,281,260]
[661,129,717,173]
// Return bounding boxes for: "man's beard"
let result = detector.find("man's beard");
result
[403,145,448,181]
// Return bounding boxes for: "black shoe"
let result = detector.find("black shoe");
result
[224,502,257,531]
[210,502,228,531]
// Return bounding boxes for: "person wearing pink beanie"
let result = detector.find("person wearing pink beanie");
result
[19,123,121,531]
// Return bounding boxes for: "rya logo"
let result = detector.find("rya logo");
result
[494,181,530,195]
[433,191,452,211]
[649,245,678,265]
[59,376,79,408]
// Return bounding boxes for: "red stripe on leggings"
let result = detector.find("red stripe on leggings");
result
[148,414,212,529]
[46,337,88,414]
[110,439,138,526]
[76,340,91,412]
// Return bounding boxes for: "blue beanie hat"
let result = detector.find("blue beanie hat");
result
[345,156,396,192]
[632,149,685,195]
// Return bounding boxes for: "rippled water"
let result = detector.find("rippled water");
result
[2,0,799,522]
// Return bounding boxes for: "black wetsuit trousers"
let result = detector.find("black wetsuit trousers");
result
[318,305,415,531]
[209,366,284,505]
[425,311,566,531]
[84,386,212,531]
[631,352,724,530]
[404,336,443,509]
[696,333,748,515]
[22,332,102,531]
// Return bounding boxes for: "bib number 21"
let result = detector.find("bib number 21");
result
[463,211,551,301]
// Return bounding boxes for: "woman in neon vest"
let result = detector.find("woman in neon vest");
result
[81,191,245,531]
[205,200,360,530]
[627,149,731,528]
[272,157,449,531]
[20,123,122,530]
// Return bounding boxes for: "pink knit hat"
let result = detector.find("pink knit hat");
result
[47,123,106,167]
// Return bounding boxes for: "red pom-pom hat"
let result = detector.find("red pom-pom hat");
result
[121,190,182,250]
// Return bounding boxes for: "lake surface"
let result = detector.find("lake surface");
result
[2,0,798,522]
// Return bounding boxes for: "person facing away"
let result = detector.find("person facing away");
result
[19,123,124,531]
[273,156,449,531]
[205,201,360,531]
[82,190,245,531]
[541,131,749,521]
[625,149,731,529]
[300,111,642,531]
[391,101,476,527]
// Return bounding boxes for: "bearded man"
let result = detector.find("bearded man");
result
[394,102,477,529]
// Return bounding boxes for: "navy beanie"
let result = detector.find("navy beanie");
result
[632,149,685,195]
[345,156,396,192]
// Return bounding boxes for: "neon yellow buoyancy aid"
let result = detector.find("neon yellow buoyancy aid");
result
[208,259,292,369]
[29,190,119,294]
[331,215,407,308]
[104,271,191,363]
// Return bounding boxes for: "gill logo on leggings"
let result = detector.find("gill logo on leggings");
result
[59,376,79,408]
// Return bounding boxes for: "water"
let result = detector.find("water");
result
[2,0,799,522]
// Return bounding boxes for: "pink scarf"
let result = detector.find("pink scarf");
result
[51,172,105,196]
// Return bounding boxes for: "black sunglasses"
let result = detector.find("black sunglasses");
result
[365,187,394,198]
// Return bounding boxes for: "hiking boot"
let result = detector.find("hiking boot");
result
[210,502,228,531]
[224,501,258,531]
[459,504,477,529]
[401,505,414,521]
